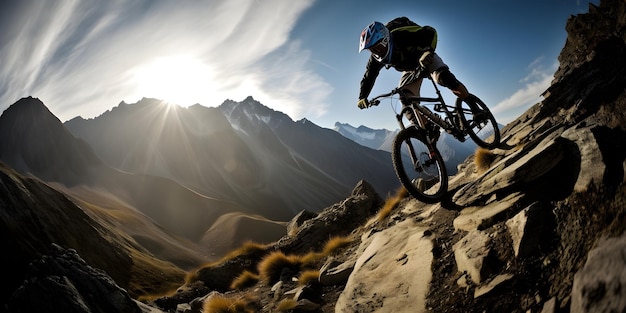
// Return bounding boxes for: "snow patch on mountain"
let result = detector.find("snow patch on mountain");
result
[333,122,396,151]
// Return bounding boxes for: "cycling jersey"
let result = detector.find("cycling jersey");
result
[359,22,438,100]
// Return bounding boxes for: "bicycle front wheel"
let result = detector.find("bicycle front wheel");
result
[391,127,448,203]
[456,94,500,149]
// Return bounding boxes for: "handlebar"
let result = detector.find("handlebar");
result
[368,88,401,107]
[367,66,428,107]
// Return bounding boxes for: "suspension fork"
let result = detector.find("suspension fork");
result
[396,106,431,172]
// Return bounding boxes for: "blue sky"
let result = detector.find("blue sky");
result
[0,0,597,131]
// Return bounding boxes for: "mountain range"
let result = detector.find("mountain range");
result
[0,95,408,258]
[63,96,401,217]
[0,94,407,306]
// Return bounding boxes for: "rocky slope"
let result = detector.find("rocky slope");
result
[3,0,626,312]
[0,162,190,310]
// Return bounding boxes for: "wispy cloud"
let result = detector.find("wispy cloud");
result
[0,0,324,122]
[491,57,557,123]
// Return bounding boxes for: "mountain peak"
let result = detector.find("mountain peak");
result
[2,96,54,120]
[219,96,293,130]
[333,121,397,152]
[0,97,65,137]
[0,97,102,183]
[243,95,257,103]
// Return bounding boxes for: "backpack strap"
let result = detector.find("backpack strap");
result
[390,25,423,33]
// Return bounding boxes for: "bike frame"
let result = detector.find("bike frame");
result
[369,73,463,174]
[395,77,461,139]
[367,68,499,202]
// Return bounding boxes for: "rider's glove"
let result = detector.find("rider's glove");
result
[357,98,370,109]
[419,50,434,68]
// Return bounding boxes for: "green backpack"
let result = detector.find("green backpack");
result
[385,17,419,32]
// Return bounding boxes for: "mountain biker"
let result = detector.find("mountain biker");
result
[357,17,470,142]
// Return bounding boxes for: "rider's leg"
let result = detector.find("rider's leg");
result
[398,70,440,142]
[432,67,469,100]
[434,66,487,120]
[398,71,423,125]
[427,52,469,100]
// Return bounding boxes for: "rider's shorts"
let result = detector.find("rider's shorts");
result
[398,52,451,97]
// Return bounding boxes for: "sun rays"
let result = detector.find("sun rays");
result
[131,55,214,108]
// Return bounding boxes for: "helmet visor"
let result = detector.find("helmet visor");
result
[369,38,388,60]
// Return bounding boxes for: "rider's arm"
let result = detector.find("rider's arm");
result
[359,56,384,100]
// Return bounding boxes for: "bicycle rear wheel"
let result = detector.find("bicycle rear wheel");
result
[392,127,448,203]
[456,94,500,149]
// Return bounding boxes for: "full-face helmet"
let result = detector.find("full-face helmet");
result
[359,21,392,63]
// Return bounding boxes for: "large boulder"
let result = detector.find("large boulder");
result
[276,180,383,254]
[571,235,626,313]
[336,219,433,312]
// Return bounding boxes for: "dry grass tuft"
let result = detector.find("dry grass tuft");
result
[377,186,409,221]
[202,294,256,313]
[321,235,352,256]
[275,299,298,311]
[185,271,200,285]
[474,148,497,174]
[257,251,303,284]
[136,291,173,303]
[298,235,352,267]
[215,241,269,266]
[192,236,354,292]
[186,241,268,285]
[298,269,320,286]
[299,251,322,267]
[230,270,260,290]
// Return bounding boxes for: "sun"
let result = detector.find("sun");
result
[132,55,214,106]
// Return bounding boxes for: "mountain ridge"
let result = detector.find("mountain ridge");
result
[64,95,400,218]
[0,91,404,288]
[0,96,255,251]
[333,121,396,151]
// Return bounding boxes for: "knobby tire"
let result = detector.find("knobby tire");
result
[391,127,448,203]
[456,94,501,149]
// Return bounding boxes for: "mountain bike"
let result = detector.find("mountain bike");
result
[368,67,500,203]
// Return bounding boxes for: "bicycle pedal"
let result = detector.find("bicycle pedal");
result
[474,111,488,121]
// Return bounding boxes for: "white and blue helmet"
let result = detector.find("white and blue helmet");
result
[359,21,392,63]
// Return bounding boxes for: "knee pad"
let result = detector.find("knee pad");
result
[435,68,461,89]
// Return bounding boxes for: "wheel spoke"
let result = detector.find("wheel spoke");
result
[392,127,448,203]
[456,95,501,149]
